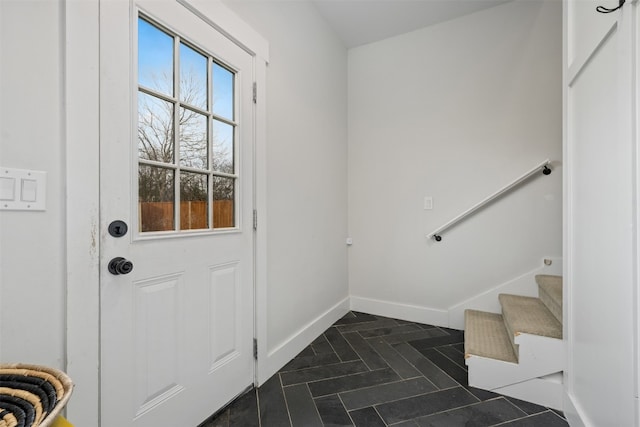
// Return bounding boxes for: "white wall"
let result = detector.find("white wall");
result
[0,0,66,367]
[348,0,563,325]
[222,0,350,379]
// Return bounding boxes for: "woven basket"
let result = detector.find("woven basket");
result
[0,364,73,427]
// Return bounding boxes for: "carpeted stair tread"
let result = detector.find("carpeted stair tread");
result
[499,293,562,340]
[464,310,518,363]
[536,275,562,324]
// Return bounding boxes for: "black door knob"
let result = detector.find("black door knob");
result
[108,257,134,275]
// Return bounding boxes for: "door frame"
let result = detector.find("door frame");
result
[64,1,268,425]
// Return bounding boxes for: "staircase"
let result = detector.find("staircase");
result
[464,275,563,410]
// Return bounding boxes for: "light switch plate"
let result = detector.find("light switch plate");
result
[0,167,46,211]
[424,196,433,210]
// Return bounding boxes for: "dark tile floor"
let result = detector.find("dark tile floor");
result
[201,311,569,427]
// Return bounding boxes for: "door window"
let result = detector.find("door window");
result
[137,16,237,233]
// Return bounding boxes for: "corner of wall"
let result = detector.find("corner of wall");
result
[257,296,350,386]
[350,296,449,327]
[563,389,588,427]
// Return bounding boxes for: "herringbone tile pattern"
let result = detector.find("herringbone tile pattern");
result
[201,312,568,426]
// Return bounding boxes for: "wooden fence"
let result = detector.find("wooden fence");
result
[139,200,234,231]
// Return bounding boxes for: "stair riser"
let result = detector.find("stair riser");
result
[467,355,563,390]
[466,333,563,389]
[502,314,519,359]
[499,293,563,354]
[535,274,563,325]
[539,286,562,324]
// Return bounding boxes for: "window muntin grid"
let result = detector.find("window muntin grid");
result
[137,16,238,233]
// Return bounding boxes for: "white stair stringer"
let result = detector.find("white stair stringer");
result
[466,332,563,390]
[493,372,563,411]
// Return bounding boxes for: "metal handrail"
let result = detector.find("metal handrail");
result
[427,159,552,242]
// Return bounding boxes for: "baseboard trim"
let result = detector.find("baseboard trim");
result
[256,296,350,386]
[563,390,588,427]
[350,296,448,327]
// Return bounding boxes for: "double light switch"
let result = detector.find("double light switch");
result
[0,167,46,211]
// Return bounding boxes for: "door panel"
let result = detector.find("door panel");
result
[209,262,241,367]
[565,0,637,425]
[568,25,635,424]
[133,274,184,416]
[567,0,616,65]
[100,1,255,426]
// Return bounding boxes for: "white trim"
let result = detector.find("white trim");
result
[632,0,640,417]
[447,258,562,330]
[636,0,640,417]
[177,0,269,63]
[492,373,563,411]
[254,59,269,386]
[65,0,268,424]
[350,296,448,328]
[64,0,101,425]
[561,0,571,407]
[563,390,588,427]
[0,0,3,365]
[258,297,350,386]
[620,3,640,424]
[615,3,637,425]
[567,22,618,86]
[467,333,563,390]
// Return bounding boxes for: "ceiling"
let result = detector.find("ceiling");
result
[311,0,512,48]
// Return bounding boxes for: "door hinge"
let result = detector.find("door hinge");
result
[253,209,258,230]
[253,338,258,359]
[252,82,257,103]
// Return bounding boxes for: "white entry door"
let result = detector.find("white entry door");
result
[99,1,255,426]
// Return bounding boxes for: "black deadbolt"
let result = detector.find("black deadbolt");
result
[108,220,128,237]
[108,257,134,275]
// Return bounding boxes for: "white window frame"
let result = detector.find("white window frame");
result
[135,13,242,236]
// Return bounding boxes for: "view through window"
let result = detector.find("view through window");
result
[137,16,237,232]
